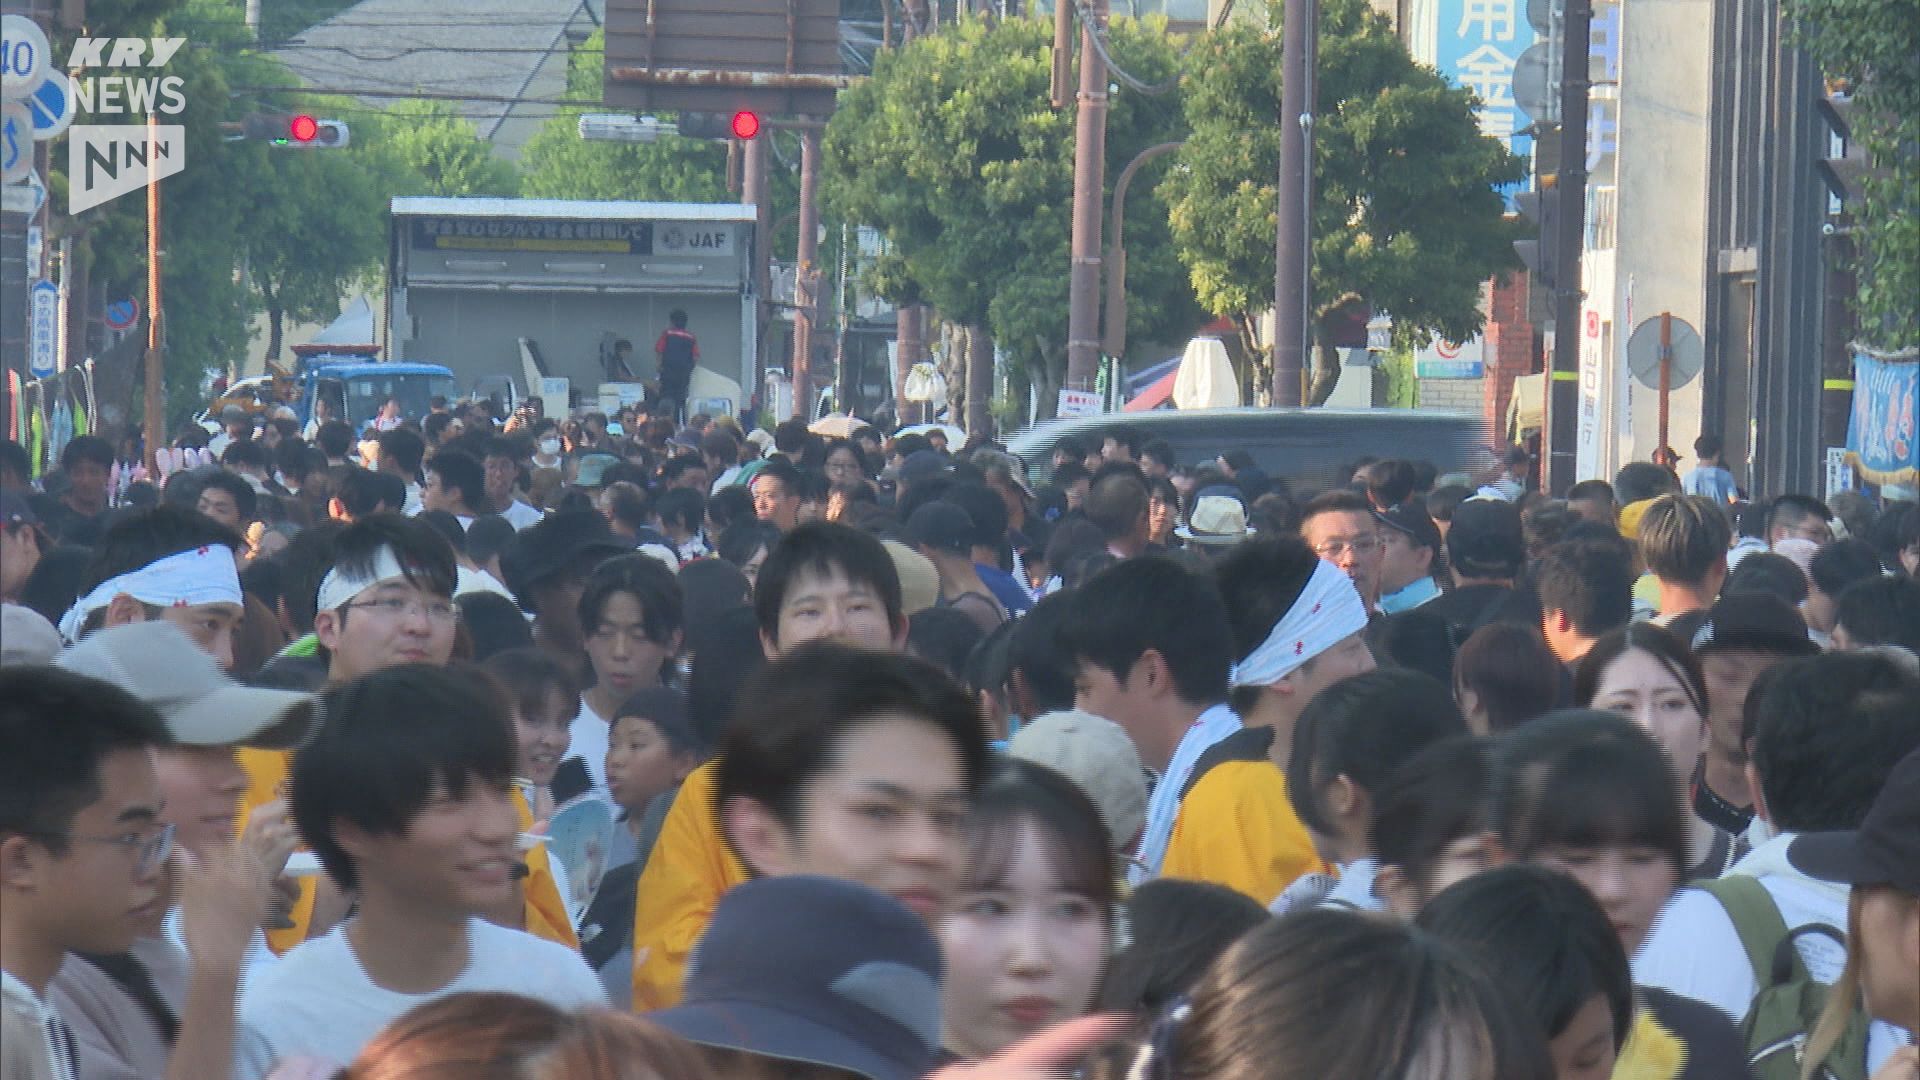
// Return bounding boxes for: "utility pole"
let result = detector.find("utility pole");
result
[1062,0,1110,403]
[1272,0,1315,407]
[743,134,772,417]
[1543,0,1591,494]
[143,109,164,473]
[790,125,822,418]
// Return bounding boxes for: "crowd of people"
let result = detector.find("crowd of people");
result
[2,401,1917,1080]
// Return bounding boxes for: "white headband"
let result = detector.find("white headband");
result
[1229,559,1370,687]
[59,546,243,643]
[315,545,410,613]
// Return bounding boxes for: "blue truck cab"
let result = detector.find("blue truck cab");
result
[295,353,456,432]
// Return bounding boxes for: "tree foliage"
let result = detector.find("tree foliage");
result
[1785,0,1919,346]
[517,29,730,202]
[1160,0,1525,403]
[383,100,521,198]
[823,15,1202,417]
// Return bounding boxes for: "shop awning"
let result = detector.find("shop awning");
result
[1507,373,1546,442]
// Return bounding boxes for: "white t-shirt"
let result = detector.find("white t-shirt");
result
[454,565,516,602]
[565,699,611,794]
[1635,833,1916,1072]
[501,499,544,531]
[236,917,602,1075]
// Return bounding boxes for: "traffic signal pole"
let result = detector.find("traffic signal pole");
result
[1544,0,1591,494]
[1063,0,1109,404]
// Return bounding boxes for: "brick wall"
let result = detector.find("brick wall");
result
[1481,273,1537,446]
[1418,377,1484,411]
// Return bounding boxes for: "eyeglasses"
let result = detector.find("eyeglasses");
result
[1313,535,1383,559]
[346,596,460,623]
[27,822,175,877]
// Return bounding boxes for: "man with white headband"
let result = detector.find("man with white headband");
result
[310,513,459,685]
[1062,556,1325,904]
[1215,535,1377,771]
[236,513,464,956]
[59,506,246,670]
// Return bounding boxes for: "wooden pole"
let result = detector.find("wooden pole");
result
[143,110,164,474]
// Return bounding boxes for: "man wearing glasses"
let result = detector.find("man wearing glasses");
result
[311,514,461,683]
[245,514,462,951]
[1,666,172,1080]
[50,621,312,1080]
[1298,490,1387,612]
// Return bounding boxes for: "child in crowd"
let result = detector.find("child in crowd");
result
[480,648,582,948]
[582,687,702,1007]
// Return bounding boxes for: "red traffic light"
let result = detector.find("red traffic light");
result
[730,110,761,140]
[289,114,320,143]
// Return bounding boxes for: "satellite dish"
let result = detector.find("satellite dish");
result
[1626,316,1704,391]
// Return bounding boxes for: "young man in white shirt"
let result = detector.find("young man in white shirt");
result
[1634,650,1920,1074]
[238,664,603,1075]
[1,667,173,1080]
[482,437,544,531]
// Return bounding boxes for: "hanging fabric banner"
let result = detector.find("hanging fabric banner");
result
[1846,349,1919,485]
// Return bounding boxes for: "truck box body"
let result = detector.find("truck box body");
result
[387,197,758,416]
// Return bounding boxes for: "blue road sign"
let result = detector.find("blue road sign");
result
[27,71,70,139]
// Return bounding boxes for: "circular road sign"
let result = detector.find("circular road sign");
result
[104,299,141,332]
[1,15,51,102]
[1626,316,1704,391]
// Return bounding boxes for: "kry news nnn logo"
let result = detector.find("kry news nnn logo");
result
[67,37,186,214]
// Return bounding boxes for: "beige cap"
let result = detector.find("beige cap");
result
[881,539,941,616]
[1009,710,1150,854]
[57,621,314,748]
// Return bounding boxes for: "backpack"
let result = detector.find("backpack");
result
[1695,876,1871,1080]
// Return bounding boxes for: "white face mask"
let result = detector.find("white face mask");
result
[538,437,561,456]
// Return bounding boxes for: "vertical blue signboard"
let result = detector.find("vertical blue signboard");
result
[1430,0,1537,202]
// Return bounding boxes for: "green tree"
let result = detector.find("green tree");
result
[1161,0,1525,404]
[824,16,1200,419]
[384,99,520,197]
[517,29,730,202]
[1785,0,1918,346]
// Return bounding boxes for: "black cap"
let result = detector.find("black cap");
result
[1447,498,1525,579]
[904,501,975,556]
[498,510,630,604]
[897,450,949,487]
[0,490,39,530]
[1691,592,1820,657]
[1378,502,1441,555]
[651,876,943,1080]
[1789,745,1920,895]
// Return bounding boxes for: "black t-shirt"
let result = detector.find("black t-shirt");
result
[33,494,107,546]
[1423,582,1534,641]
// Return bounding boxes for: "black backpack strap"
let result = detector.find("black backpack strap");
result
[1179,726,1275,802]
[1771,924,1846,987]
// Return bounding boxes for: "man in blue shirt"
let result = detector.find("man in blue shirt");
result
[1682,433,1739,504]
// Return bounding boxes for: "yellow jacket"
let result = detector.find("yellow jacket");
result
[513,787,580,950]
[1159,758,1327,903]
[238,748,317,954]
[629,760,747,1010]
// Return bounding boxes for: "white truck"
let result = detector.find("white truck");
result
[385,197,756,418]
